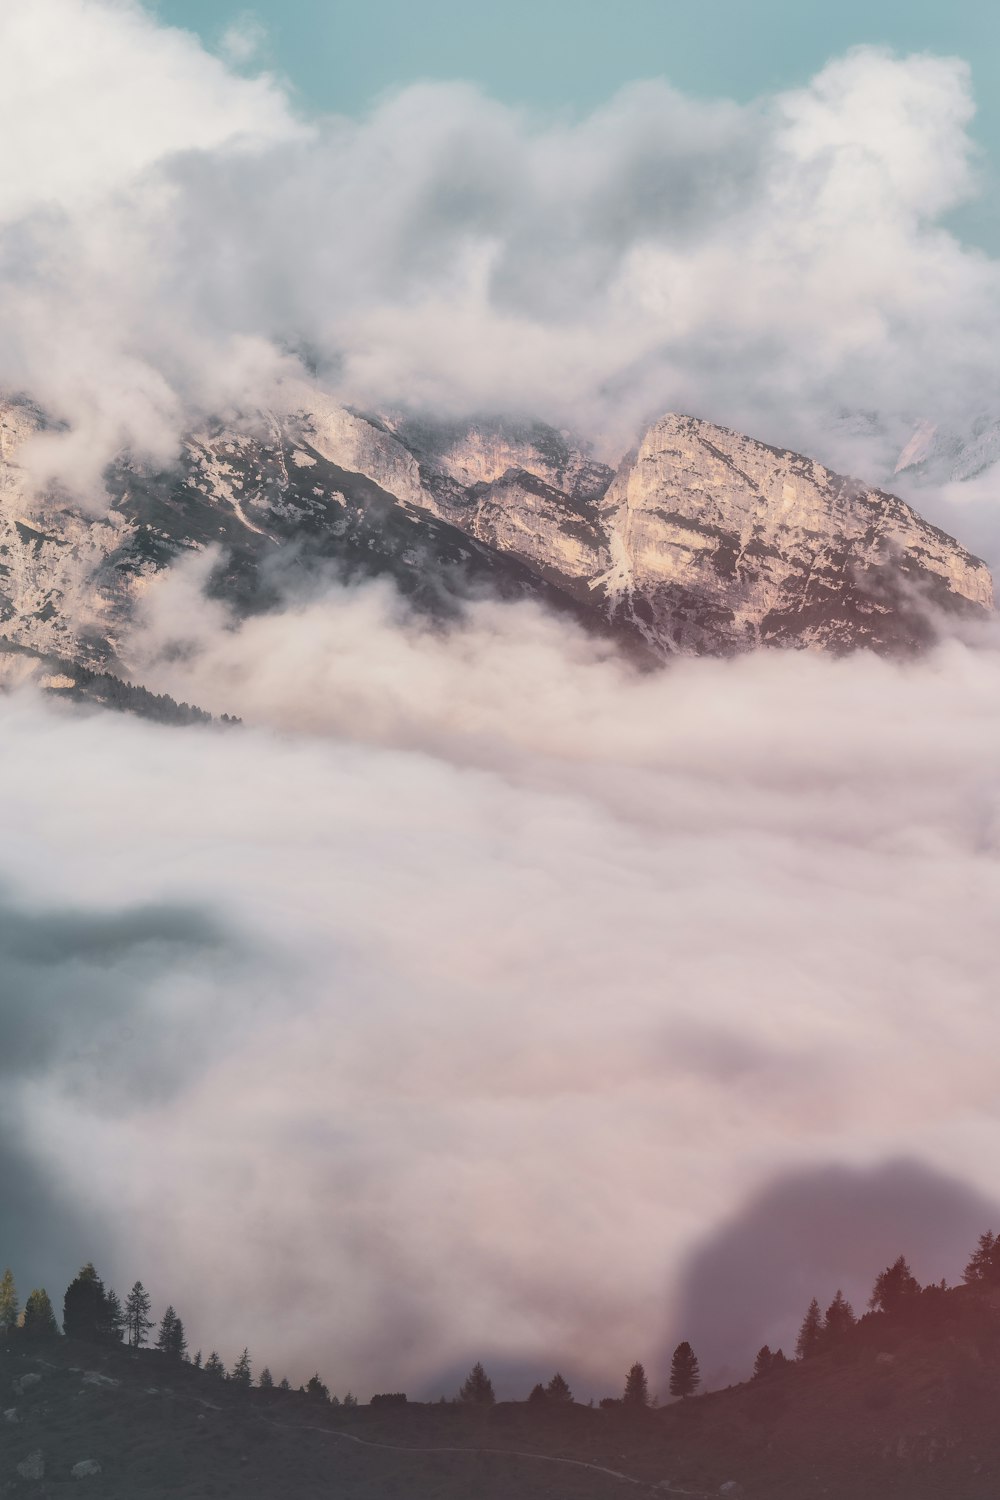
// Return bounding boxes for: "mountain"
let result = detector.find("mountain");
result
[0,393,992,687]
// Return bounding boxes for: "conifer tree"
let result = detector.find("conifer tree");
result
[192,1350,203,1370]
[258,1367,274,1389]
[204,1351,226,1380]
[963,1231,1000,1286]
[278,1376,291,1391]
[306,1373,329,1401]
[528,1382,547,1404]
[623,1361,650,1408]
[668,1342,700,1398]
[231,1349,253,1388]
[752,1345,774,1379]
[869,1256,921,1315]
[21,1289,59,1340]
[458,1362,496,1405]
[823,1289,856,1342]
[796,1298,823,1359]
[546,1372,573,1402]
[0,1268,18,1337]
[63,1263,109,1341]
[125,1282,154,1348]
[342,1391,358,1408]
[156,1306,187,1361]
[103,1288,126,1343]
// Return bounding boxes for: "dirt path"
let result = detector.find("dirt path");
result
[271,1417,714,1497]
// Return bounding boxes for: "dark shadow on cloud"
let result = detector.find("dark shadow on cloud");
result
[665,1159,1000,1390]
[0,888,238,1323]
[0,888,227,1101]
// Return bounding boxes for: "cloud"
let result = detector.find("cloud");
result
[4,588,1000,1394]
[1,0,1000,533]
[669,1160,1000,1388]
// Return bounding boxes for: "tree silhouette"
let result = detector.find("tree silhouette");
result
[103,1288,126,1343]
[669,1342,700,1399]
[0,1268,18,1338]
[258,1367,274,1389]
[63,1263,110,1341]
[528,1382,547,1405]
[230,1349,253,1388]
[21,1289,59,1340]
[546,1372,573,1403]
[156,1307,187,1361]
[796,1298,823,1359]
[306,1373,329,1402]
[963,1231,1000,1287]
[623,1362,650,1408]
[869,1256,921,1315]
[753,1345,774,1379]
[459,1362,496,1405]
[204,1351,226,1380]
[124,1282,154,1348]
[278,1376,291,1391]
[823,1289,856,1343]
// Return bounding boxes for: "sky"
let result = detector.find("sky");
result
[3,0,1000,1400]
[156,0,1000,252]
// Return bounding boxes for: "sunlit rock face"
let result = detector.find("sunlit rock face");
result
[596,414,994,653]
[0,393,992,675]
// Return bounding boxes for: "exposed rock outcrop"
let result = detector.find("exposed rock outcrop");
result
[0,393,991,683]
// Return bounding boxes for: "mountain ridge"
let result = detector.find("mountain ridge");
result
[0,393,991,692]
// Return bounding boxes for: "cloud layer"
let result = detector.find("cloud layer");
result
[6,585,1000,1396]
[3,0,1000,524]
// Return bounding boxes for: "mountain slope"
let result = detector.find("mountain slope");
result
[0,393,991,682]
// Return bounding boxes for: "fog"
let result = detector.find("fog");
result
[4,585,1000,1394]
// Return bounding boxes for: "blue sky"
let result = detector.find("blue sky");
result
[154,0,1000,249]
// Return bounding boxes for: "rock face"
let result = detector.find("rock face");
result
[0,393,991,681]
[596,415,993,653]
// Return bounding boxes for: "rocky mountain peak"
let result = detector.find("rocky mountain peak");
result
[0,393,992,687]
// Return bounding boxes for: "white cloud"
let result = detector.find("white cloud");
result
[1,1,999,532]
[6,582,1000,1394]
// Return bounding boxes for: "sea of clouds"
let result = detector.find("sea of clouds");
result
[3,0,1000,1397]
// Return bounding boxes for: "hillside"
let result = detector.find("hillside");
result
[6,1285,1000,1499]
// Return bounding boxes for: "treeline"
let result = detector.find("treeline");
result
[5,1230,1000,1406]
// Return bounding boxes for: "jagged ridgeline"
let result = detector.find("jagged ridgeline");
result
[0,393,992,703]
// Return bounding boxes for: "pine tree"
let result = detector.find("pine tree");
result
[258,1367,274,1389]
[546,1372,573,1403]
[103,1288,126,1343]
[306,1373,329,1401]
[796,1297,823,1359]
[823,1289,856,1343]
[63,1263,109,1341]
[204,1351,226,1380]
[0,1268,18,1337]
[156,1306,187,1361]
[230,1349,252,1388]
[21,1289,59,1340]
[668,1342,700,1399]
[528,1382,547,1404]
[124,1282,154,1348]
[458,1362,496,1405]
[752,1346,773,1379]
[623,1361,650,1408]
[278,1376,291,1391]
[192,1350,203,1370]
[342,1392,358,1408]
[963,1231,1000,1286]
[869,1256,921,1315]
